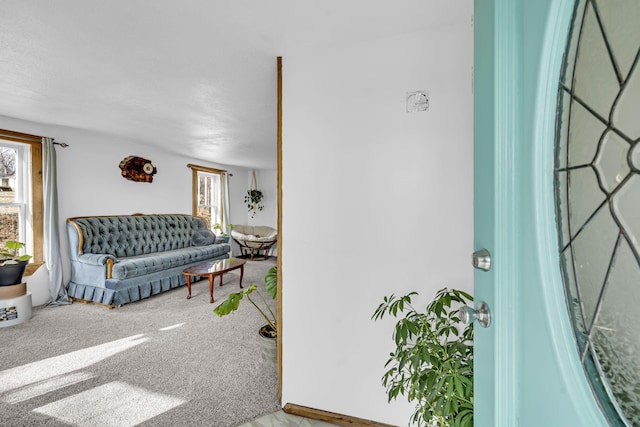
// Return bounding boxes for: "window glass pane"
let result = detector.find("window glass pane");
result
[567,166,605,237]
[592,238,640,426]
[556,0,640,424]
[197,172,221,229]
[0,205,19,248]
[0,146,17,203]
[573,1,620,121]
[593,131,630,194]
[0,144,21,247]
[570,205,618,328]
[596,0,640,82]
[568,99,607,168]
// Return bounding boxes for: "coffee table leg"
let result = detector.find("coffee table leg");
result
[186,276,192,299]
[219,274,224,287]
[239,264,244,289]
[209,275,215,303]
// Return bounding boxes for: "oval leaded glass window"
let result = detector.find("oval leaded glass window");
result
[556,0,640,425]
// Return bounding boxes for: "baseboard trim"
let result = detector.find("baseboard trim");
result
[283,403,397,427]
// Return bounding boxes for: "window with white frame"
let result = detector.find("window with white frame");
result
[0,140,31,253]
[189,164,227,232]
[198,171,222,228]
[0,130,43,272]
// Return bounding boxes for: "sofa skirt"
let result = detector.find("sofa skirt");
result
[66,254,229,306]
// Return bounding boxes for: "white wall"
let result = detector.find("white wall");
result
[247,169,277,229]
[281,21,473,427]
[0,115,261,306]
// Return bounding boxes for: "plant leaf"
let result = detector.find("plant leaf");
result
[264,267,277,299]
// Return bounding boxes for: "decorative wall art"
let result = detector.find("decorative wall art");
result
[119,156,157,183]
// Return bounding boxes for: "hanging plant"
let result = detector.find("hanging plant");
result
[245,171,264,218]
[245,189,264,218]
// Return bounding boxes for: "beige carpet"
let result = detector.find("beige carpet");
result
[0,257,279,427]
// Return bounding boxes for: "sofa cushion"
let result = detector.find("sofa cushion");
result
[110,244,230,281]
[191,229,215,246]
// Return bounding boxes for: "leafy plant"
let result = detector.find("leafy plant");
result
[212,223,231,237]
[213,266,277,335]
[244,189,264,218]
[372,288,474,427]
[0,241,32,266]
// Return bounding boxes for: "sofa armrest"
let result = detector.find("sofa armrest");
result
[76,253,116,266]
[70,254,117,285]
[78,254,117,279]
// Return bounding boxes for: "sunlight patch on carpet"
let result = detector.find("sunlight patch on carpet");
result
[3,371,96,404]
[0,334,148,394]
[159,322,185,331]
[33,381,186,427]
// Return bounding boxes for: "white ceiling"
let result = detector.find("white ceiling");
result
[0,1,467,169]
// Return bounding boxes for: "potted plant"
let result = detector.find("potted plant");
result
[245,170,264,218]
[213,266,277,361]
[244,189,264,218]
[372,287,474,427]
[213,223,231,243]
[0,241,32,287]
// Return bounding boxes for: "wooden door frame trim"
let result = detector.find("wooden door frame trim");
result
[277,55,283,402]
[283,403,396,427]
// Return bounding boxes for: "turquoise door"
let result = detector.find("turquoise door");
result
[474,0,610,425]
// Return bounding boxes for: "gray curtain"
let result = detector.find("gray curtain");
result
[43,137,70,305]
[222,172,231,254]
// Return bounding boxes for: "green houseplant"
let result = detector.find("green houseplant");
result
[244,189,264,218]
[214,266,277,360]
[372,288,474,427]
[245,170,264,218]
[213,223,232,243]
[0,240,32,286]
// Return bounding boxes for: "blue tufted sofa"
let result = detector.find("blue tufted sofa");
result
[66,214,230,307]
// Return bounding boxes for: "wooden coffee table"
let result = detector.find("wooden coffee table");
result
[182,258,246,303]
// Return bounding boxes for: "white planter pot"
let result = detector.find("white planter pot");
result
[258,324,277,362]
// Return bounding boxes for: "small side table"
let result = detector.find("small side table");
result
[0,291,32,328]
